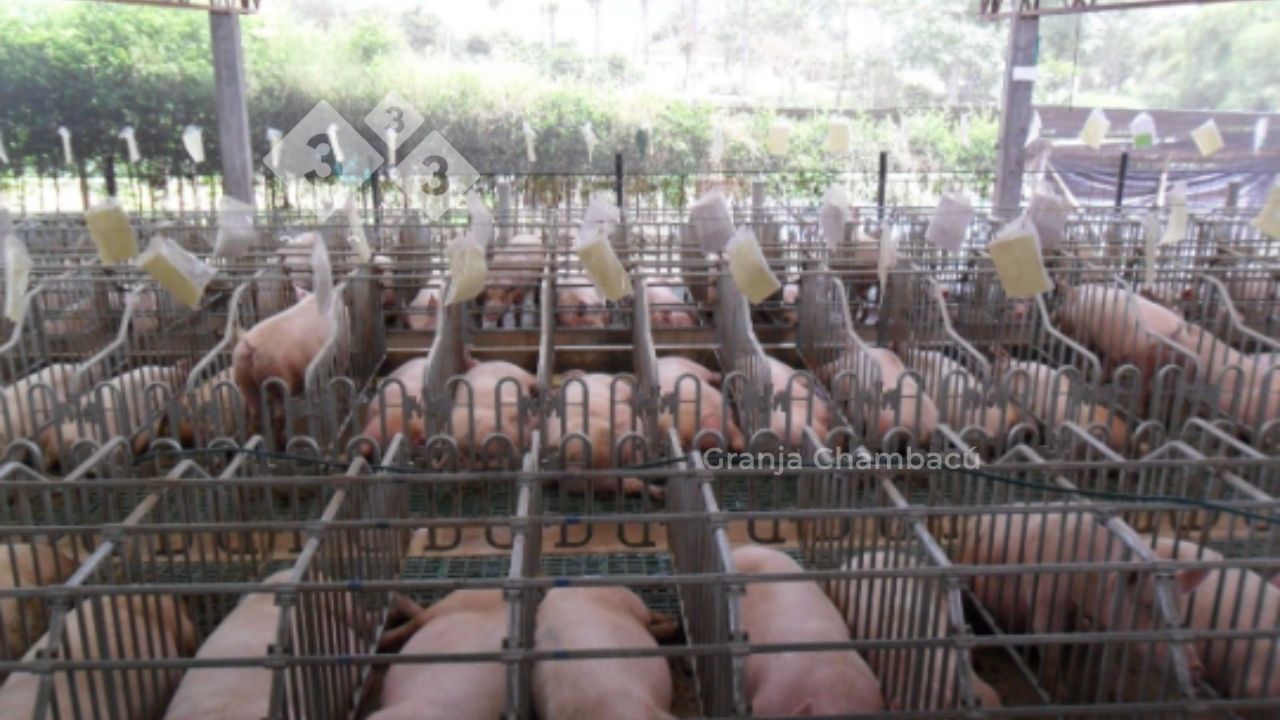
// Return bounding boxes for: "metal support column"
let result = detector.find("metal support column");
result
[993,14,1039,217]
[210,10,255,206]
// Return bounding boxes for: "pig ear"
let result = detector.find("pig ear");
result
[1175,568,1210,594]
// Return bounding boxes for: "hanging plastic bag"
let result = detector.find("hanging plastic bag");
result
[1026,184,1071,251]
[988,214,1053,299]
[1129,112,1157,149]
[709,125,726,165]
[582,121,598,165]
[267,128,284,171]
[311,236,334,316]
[344,197,372,263]
[57,126,74,166]
[4,235,32,322]
[689,189,735,254]
[1161,182,1190,245]
[826,118,851,154]
[925,192,974,252]
[445,192,493,306]
[182,125,205,164]
[727,228,781,304]
[1191,119,1223,157]
[213,196,257,259]
[767,119,791,156]
[118,126,142,164]
[1025,110,1042,147]
[576,197,632,301]
[819,185,850,251]
[137,236,218,310]
[0,130,8,165]
[85,199,139,264]
[1253,182,1280,241]
[522,120,537,163]
[1141,210,1160,290]
[1079,109,1109,150]
[1254,118,1269,155]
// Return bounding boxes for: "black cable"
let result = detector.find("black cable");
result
[132,445,1278,526]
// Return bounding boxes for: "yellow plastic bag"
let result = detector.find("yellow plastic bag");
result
[137,236,218,309]
[85,199,139,264]
[1079,109,1110,150]
[767,120,791,156]
[989,214,1053,299]
[576,197,632,301]
[1253,183,1280,240]
[727,228,782,304]
[1191,119,1224,157]
[826,118,851,154]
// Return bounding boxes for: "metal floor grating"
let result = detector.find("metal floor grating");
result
[407,481,516,517]
[399,552,680,616]
[110,558,297,639]
[714,476,801,512]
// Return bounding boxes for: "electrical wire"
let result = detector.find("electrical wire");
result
[132,445,1279,526]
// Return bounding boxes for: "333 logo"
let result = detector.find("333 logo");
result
[263,93,478,221]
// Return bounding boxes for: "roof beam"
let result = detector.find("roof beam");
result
[79,0,259,15]
[979,0,1260,19]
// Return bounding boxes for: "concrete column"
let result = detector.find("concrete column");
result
[993,14,1038,217]
[210,11,254,206]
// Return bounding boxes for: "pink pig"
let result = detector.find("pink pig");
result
[734,545,885,716]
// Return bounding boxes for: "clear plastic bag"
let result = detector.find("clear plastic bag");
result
[137,236,218,309]
[820,185,850,250]
[4,234,32,322]
[1130,112,1156,149]
[727,228,782,304]
[582,121,598,164]
[344,197,372,263]
[689,190,735,254]
[1161,181,1190,245]
[182,125,205,164]
[523,120,537,163]
[311,236,334,315]
[85,199,139,264]
[575,197,632,301]
[446,192,493,306]
[213,196,257,259]
[1026,185,1071,251]
[989,214,1053,299]
[1142,210,1160,289]
[118,126,142,164]
[925,192,974,252]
